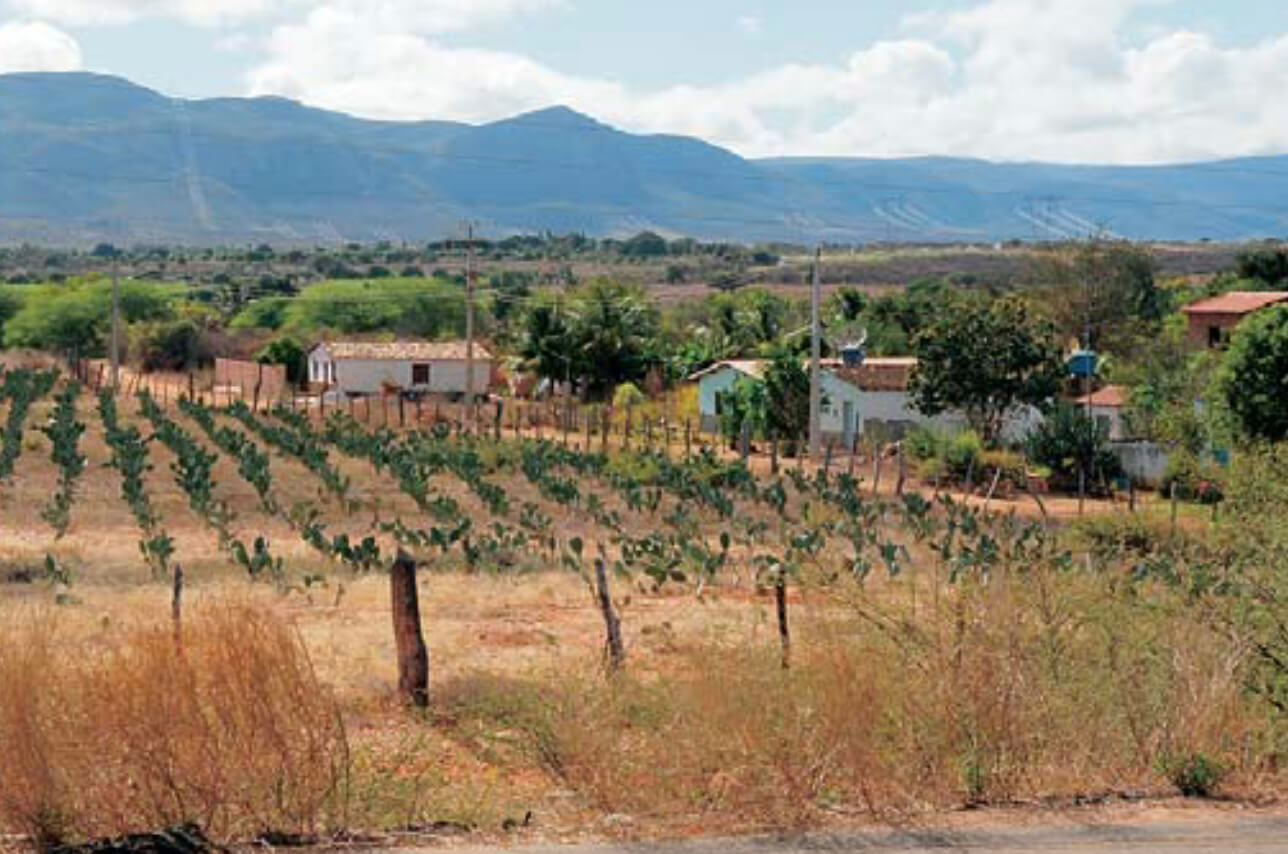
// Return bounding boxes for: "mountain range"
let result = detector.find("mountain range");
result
[1,72,1286,245]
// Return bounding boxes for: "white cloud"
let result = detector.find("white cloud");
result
[736,15,761,36]
[0,19,82,71]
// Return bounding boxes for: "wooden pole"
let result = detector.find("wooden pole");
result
[594,558,625,673]
[771,434,779,475]
[171,564,184,648]
[398,394,406,428]
[775,574,791,671]
[684,418,692,461]
[390,550,429,708]
[895,442,907,496]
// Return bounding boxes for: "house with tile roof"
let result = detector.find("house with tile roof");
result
[308,340,493,397]
[691,356,986,445]
[1181,291,1288,349]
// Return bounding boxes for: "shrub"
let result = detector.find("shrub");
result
[1159,450,1223,503]
[0,605,349,844]
[945,430,983,480]
[904,426,948,463]
[131,318,211,372]
[1025,403,1122,493]
[1159,753,1227,798]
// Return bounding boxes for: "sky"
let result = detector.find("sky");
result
[0,0,1286,164]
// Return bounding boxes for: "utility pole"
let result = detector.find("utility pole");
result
[809,244,823,461]
[464,222,476,433]
[110,255,121,390]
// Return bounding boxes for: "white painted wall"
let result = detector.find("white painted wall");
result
[308,346,491,395]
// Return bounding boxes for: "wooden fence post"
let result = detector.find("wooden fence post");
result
[495,400,504,441]
[739,419,750,462]
[771,434,779,475]
[872,444,884,496]
[390,550,429,708]
[895,442,907,496]
[398,394,406,428]
[602,407,611,454]
[684,419,692,461]
[253,363,263,412]
[594,558,625,673]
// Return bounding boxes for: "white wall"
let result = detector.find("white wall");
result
[332,358,492,395]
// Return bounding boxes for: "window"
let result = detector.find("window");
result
[1208,325,1223,348]
[412,363,431,385]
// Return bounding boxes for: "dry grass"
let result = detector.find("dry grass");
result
[436,565,1280,835]
[0,603,347,845]
[0,391,1285,846]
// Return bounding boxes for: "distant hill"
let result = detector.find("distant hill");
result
[1,72,1286,245]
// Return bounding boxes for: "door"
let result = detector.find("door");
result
[842,401,856,448]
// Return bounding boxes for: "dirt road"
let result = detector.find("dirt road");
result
[429,816,1288,854]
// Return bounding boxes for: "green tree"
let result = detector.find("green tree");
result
[1219,303,1288,443]
[1032,240,1163,357]
[3,279,177,355]
[1025,403,1123,491]
[762,349,811,444]
[910,296,1064,444]
[257,336,308,385]
[1236,248,1288,287]
[520,280,659,399]
[717,376,766,448]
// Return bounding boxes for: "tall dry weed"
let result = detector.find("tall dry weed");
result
[442,563,1281,829]
[0,604,349,845]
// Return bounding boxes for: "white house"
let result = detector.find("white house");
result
[690,356,1038,445]
[308,340,493,397]
[1073,384,1130,441]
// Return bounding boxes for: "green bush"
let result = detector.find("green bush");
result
[1160,451,1224,504]
[1158,752,1226,798]
[256,336,307,385]
[945,431,983,480]
[130,318,211,372]
[1025,403,1122,493]
[904,426,948,463]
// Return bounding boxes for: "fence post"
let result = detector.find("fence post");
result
[253,364,263,413]
[390,550,429,708]
[602,406,611,454]
[823,440,834,480]
[496,400,504,441]
[771,434,779,475]
[895,442,907,496]
[584,405,593,451]
[872,444,884,496]
[188,372,195,401]
[398,394,406,428]
[684,419,692,461]
[739,419,750,463]
[624,405,633,451]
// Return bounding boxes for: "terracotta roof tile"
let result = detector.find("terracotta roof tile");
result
[1181,292,1288,316]
[1074,384,1129,408]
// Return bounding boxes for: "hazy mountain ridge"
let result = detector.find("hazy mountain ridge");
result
[1,72,1285,245]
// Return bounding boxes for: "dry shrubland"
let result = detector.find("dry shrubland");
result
[0,604,348,845]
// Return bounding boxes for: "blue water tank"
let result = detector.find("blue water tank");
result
[1068,350,1099,378]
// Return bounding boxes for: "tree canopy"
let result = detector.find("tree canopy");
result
[520,280,659,399]
[1220,304,1288,443]
[910,296,1064,443]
